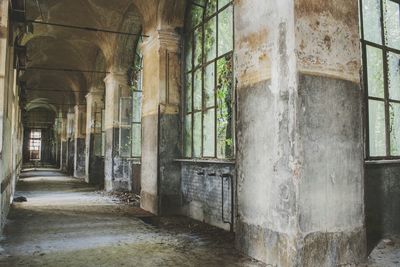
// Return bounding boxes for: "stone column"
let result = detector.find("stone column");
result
[140,29,181,215]
[66,110,75,175]
[235,0,365,266]
[103,72,132,191]
[85,90,104,185]
[59,114,68,172]
[73,105,86,179]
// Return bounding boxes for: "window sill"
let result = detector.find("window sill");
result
[365,159,400,165]
[174,158,235,165]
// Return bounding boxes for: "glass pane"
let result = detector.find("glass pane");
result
[186,73,193,113]
[206,0,217,18]
[204,16,216,63]
[131,124,141,157]
[218,5,233,56]
[119,97,132,126]
[132,92,142,122]
[363,0,383,44]
[367,46,384,98]
[383,0,400,50]
[94,112,102,133]
[204,63,215,108]
[194,27,203,68]
[101,132,105,156]
[388,52,400,100]
[94,133,102,156]
[390,102,400,155]
[185,32,193,71]
[219,0,230,9]
[193,69,202,111]
[203,108,215,157]
[189,3,204,30]
[184,114,192,157]
[193,112,202,157]
[216,55,234,158]
[369,100,386,156]
[120,127,132,158]
[101,110,105,131]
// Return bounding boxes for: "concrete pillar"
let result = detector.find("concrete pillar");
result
[73,105,86,179]
[140,29,181,215]
[103,72,132,191]
[59,115,68,172]
[235,0,365,266]
[85,90,104,185]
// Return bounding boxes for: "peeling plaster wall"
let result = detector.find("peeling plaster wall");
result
[235,0,365,265]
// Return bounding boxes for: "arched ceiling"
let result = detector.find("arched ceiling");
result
[19,0,143,115]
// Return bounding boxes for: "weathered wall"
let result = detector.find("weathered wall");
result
[0,0,23,231]
[181,162,234,231]
[235,0,365,265]
[365,163,400,251]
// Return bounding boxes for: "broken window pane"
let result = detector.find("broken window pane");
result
[193,112,202,157]
[204,63,215,108]
[369,100,386,156]
[383,0,400,50]
[203,108,215,157]
[216,55,233,158]
[184,114,192,157]
[367,45,384,98]
[204,16,216,63]
[363,0,383,45]
[190,3,204,29]
[218,5,233,56]
[388,52,400,100]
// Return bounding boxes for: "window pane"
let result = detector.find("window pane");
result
[119,127,131,157]
[193,69,202,111]
[367,46,385,98]
[206,0,217,18]
[186,73,193,113]
[203,108,215,157]
[369,100,386,156]
[189,3,204,29]
[383,0,400,50]
[216,55,234,158]
[185,32,193,71]
[219,0,230,9]
[363,0,383,45]
[193,112,202,157]
[119,97,132,126]
[132,124,141,157]
[184,114,192,157]
[132,92,142,122]
[194,27,203,68]
[388,52,400,100]
[218,5,233,56]
[94,133,102,156]
[204,16,216,63]
[390,102,400,155]
[204,63,215,108]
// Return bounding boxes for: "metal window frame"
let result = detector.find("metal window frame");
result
[183,0,235,160]
[361,0,400,159]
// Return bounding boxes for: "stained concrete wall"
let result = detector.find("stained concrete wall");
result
[181,162,234,231]
[234,0,365,265]
[0,0,23,231]
[365,163,400,251]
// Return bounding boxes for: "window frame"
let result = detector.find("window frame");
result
[182,0,235,160]
[360,0,400,159]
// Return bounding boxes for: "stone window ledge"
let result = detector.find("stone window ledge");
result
[174,158,235,165]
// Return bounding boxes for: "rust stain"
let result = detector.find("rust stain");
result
[239,28,268,50]
[295,0,358,27]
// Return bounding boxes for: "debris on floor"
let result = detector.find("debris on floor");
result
[96,191,140,205]
[13,196,27,202]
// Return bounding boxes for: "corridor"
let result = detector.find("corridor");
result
[0,170,263,267]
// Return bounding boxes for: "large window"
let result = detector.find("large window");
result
[119,37,143,158]
[184,0,234,159]
[29,129,41,160]
[361,0,400,158]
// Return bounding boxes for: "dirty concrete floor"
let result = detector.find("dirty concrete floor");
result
[0,170,264,267]
[367,236,400,267]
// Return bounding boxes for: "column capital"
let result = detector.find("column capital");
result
[143,28,181,53]
[103,72,128,87]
